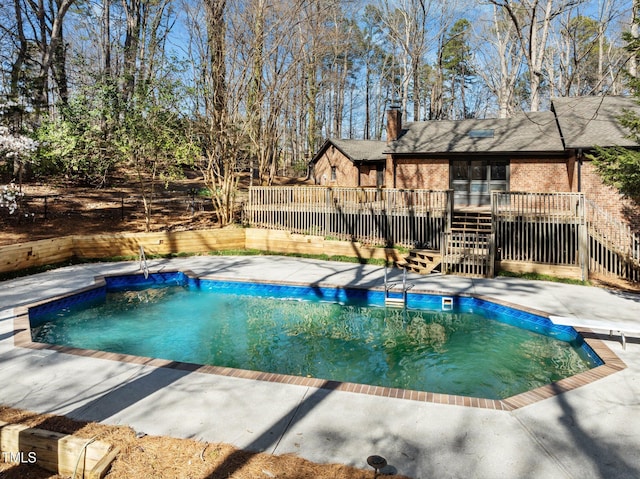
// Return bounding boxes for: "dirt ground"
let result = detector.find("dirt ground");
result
[0,406,405,479]
[0,171,311,246]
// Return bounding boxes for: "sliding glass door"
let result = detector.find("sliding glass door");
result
[451,160,509,207]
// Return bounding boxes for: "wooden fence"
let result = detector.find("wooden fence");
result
[5,190,638,283]
[7,191,212,222]
[246,188,640,282]
[246,187,452,248]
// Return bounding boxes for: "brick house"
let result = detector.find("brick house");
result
[311,139,387,187]
[311,96,640,226]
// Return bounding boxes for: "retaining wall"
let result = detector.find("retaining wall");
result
[0,228,401,275]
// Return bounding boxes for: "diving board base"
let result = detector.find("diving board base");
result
[549,316,640,350]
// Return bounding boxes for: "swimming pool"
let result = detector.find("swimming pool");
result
[27,271,601,400]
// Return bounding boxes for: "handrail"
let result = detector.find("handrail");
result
[585,198,640,262]
[384,264,413,306]
[139,245,149,279]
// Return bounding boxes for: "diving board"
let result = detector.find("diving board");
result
[549,315,640,350]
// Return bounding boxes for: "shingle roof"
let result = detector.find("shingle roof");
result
[313,139,387,163]
[385,112,564,154]
[313,97,639,160]
[551,96,640,149]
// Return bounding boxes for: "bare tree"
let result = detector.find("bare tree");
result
[6,0,76,116]
[369,0,430,120]
[489,0,586,111]
[475,4,523,117]
[199,0,241,225]
[629,0,639,78]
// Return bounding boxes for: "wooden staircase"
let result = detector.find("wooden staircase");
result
[451,210,492,235]
[398,249,442,274]
[398,210,494,277]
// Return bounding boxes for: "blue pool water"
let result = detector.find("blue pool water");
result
[29,272,601,400]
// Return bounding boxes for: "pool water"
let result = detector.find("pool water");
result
[30,276,597,400]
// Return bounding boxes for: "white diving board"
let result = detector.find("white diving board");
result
[549,315,640,350]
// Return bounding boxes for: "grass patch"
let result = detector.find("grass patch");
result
[0,260,81,282]
[497,269,591,286]
[208,248,390,266]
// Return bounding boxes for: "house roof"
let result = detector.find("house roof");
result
[313,96,640,161]
[385,112,564,155]
[551,96,640,149]
[312,139,387,163]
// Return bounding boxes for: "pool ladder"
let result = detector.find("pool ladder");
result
[139,245,149,279]
[384,264,413,307]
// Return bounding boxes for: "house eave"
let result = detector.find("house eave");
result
[386,150,568,159]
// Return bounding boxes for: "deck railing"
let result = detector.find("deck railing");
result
[586,199,640,282]
[492,192,586,269]
[493,192,640,283]
[246,187,452,248]
[247,187,639,284]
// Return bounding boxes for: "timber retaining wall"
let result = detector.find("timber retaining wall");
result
[0,228,401,275]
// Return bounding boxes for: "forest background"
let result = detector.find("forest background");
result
[1,0,640,228]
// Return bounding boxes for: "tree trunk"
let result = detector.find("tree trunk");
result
[51,1,69,106]
[204,0,227,128]
[630,1,639,78]
[102,0,111,77]
[122,0,141,105]
[202,0,233,226]
[10,0,28,104]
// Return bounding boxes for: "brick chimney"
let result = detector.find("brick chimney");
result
[386,107,402,143]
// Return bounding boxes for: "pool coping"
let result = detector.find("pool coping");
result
[11,270,628,412]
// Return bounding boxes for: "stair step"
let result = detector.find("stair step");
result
[385,296,406,307]
[404,257,442,266]
[398,248,442,276]
[398,263,437,275]
[409,249,441,259]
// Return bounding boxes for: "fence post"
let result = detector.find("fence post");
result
[324,188,330,237]
[488,233,496,278]
[578,194,588,281]
[446,189,454,233]
[440,232,448,274]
